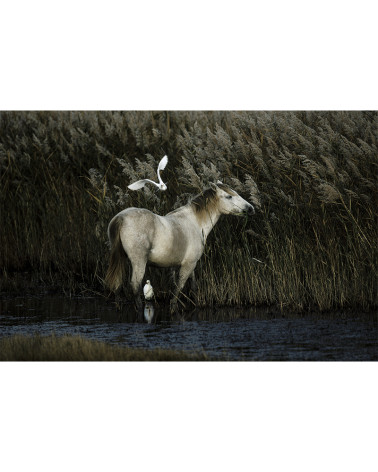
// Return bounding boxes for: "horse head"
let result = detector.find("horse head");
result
[212,181,255,216]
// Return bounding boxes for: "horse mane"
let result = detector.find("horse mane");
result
[190,183,236,221]
[191,187,217,215]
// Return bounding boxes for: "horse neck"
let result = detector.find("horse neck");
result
[192,206,221,240]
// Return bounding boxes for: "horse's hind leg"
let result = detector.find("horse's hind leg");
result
[129,258,147,309]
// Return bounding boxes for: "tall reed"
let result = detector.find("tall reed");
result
[0,111,376,310]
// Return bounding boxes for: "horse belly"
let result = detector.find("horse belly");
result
[147,223,194,267]
[148,241,186,267]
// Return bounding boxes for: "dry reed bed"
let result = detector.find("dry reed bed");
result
[0,334,210,361]
[0,111,377,310]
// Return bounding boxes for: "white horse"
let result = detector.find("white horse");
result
[105,182,255,311]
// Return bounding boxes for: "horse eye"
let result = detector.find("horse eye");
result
[226,195,232,199]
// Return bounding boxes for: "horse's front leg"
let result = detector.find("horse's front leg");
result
[170,261,197,313]
[170,268,177,286]
[190,271,197,291]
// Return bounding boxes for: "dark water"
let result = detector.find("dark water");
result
[0,296,377,360]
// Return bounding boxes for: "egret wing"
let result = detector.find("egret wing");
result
[158,155,168,172]
[128,179,157,190]
[128,180,148,190]
[157,155,168,184]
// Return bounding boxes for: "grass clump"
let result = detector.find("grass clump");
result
[0,111,377,311]
[0,334,211,361]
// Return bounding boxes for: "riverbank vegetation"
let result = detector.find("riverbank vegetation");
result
[0,334,211,361]
[0,111,376,311]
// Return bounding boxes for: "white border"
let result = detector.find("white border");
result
[1,363,377,472]
[1,1,377,109]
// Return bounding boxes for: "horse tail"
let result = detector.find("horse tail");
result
[105,216,127,293]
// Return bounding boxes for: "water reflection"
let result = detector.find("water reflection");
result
[144,302,154,324]
[0,296,377,360]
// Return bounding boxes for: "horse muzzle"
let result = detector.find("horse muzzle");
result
[244,204,255,216]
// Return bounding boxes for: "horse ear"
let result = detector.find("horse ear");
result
[210,182,218,190]
[216,180,223,185]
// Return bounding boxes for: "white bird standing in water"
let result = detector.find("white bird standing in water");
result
[143,280,154,300]
[128,155,168,191]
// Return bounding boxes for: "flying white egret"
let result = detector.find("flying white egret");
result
[143,280,154,300]
[128,155,168,191]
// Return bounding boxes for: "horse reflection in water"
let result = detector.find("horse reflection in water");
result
[105,181,255,312]
[144,302,155,323]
